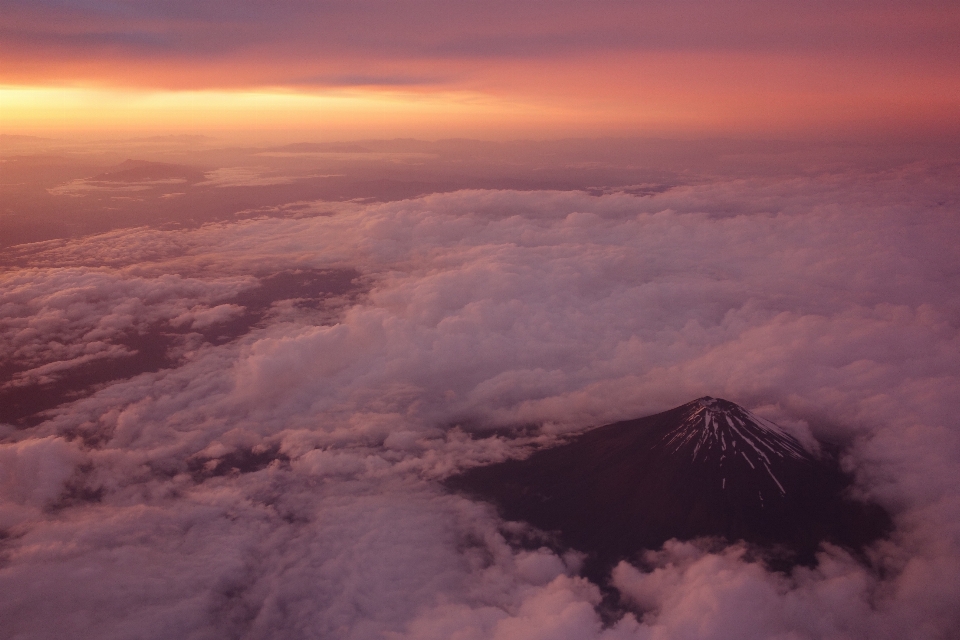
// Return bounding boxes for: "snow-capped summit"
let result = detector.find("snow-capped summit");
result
[656,397,812,498]
[446,397,891,580]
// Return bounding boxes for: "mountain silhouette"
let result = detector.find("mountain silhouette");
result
[446,397,892,579]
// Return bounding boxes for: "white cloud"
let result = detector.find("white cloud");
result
[196,167,299,188]
[0,436,84,508]
[0,268,254,386]
[2,169,959,638]
[171,303,246,329]
[48,178,187,197]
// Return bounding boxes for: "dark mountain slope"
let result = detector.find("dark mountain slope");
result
[446,397,891,576]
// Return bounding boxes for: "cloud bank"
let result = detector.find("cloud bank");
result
[1,167,959,638]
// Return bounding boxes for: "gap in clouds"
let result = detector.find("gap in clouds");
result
[0,267,365,426]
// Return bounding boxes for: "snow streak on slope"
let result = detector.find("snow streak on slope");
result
[656,397,812,496]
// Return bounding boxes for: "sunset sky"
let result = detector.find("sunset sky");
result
[3,0,959,138]
[3,3,960,639]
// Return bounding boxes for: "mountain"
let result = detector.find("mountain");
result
[446,397,892,577]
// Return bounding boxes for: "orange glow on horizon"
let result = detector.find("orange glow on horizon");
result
[3,51,959,140]
[3,0,958,140]
[0,85,585,139]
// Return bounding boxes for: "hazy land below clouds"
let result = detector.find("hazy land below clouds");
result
[4,133,958,248]
[1,134,959,639]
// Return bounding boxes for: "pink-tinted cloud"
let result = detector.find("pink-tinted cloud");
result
[1,164,959,637]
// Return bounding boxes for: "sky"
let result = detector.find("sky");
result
[2,2,960,639]
[2,0,959,138]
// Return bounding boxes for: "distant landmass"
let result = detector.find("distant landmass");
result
[124,134,217,143]
[269,142,373,153]
[446,397,892,580]
[0,134,55,144]
[86,159,207,183]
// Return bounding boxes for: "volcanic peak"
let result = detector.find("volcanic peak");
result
[445,396,893,577]
[661,397,812,496]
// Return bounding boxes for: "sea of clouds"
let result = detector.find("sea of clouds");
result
[1,167,959,639]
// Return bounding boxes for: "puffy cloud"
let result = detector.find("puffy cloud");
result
[0,436,84,508]
[611,538,960,640]
[171,304,246,330]
[1,168,959,637]
[0,268,251,366]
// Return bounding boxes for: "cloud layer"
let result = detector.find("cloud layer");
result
[1,167,959,638]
